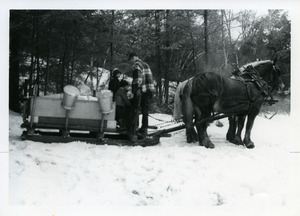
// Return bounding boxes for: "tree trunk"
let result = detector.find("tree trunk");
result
[164,10,171,106]
[155,10,162,105]
[204,10,209,70]
[61,56,65,91]
[110,10,114,73]
[187,11,197,74]
[44,48,50,95]
[190,31,197,74]
[61,32,69,91]
[9,11,21,112]
[221,10,228,70]
[96,64,99,92]
[90,56,94,94]
[35,14,40,96]
[29,13,36,96]
[44,17,53,95]
[29,47,34,96]
[223,10,236,65]
[70,33,77,84]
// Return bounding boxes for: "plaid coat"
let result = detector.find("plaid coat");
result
[132,59,155,94]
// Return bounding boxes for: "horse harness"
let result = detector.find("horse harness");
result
[233,65,277,106]
[194,65,277,121]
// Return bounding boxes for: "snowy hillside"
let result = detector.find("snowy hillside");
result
[9,111,300,214]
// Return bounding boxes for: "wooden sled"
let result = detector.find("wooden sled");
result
[21,89,161,147]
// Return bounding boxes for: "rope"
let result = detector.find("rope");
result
[148,114,174,123]
[170,129,185,136]
[156,121,179,128]
[148,114,182,129]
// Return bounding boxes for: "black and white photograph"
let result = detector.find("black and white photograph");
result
[1,0,300,216]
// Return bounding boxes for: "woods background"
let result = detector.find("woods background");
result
[9,10,291,113]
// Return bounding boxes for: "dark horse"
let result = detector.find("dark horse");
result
[179,59,283,148]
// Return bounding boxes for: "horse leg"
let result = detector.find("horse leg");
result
[194,107,214,148]
[243,110,259,149]
[182,92,198,143]
[226,115,236,142]
[184,113,197,143]
[231,114,246,145]
[190,120,198,142]
[203,127,214,148]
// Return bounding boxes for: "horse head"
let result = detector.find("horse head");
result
[261,59,284,92]
[271,59,285,92]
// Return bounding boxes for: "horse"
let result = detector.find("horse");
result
[189,59,282,148]
[173,60,284,145]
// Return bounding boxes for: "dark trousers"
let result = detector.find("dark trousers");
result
[116,105,125,121]
[140,91,151,131]
[129,93,141,136]
[129,90,152,136]
[116,105,130,129]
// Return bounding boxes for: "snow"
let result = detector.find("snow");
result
[8,111,300,214]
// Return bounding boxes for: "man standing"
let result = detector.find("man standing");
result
[128,52,155,139]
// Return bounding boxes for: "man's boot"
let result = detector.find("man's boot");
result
[118,119,127,132]
[137,127,147,139]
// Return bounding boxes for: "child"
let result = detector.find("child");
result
[114,80,131,131]
[108,68,122,98]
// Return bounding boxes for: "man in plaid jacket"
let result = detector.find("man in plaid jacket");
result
[128,52,155,139]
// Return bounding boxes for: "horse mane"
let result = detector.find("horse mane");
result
[239,60,273,73]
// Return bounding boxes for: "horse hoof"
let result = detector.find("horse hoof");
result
[232,140,244,146]
[206,144,215,149]
[227,137,233,142]
[226,134,234,142]
[187,136,198,143]
[231,136,244,145]
[204,142,215,149]
[187,137,193,143]
[192,136,199,142]
[245,142,255,149]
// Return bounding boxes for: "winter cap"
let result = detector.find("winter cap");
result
[128,52,137,60]
[119,80,129,87]
[112,68,122,76]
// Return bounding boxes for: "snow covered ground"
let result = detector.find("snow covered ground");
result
[8,111,300,214]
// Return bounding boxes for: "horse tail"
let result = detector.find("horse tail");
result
[173,82,184,120]
[173,80,190,120]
